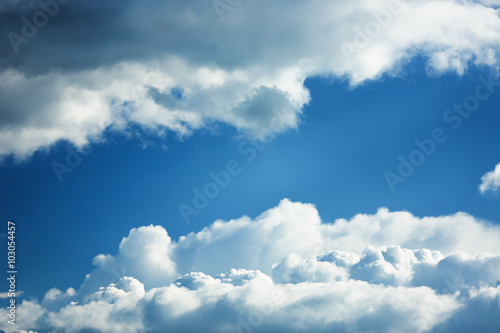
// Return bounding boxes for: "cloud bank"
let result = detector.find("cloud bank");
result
[3,199,500,332]
[1,0,500,158]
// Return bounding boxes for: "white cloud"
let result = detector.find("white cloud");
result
[1,0,500,158]
[2,199,500,332]
[438,286,500,332]
[479,162,500,194]
[0,291,22,298]
[0,300,45,332]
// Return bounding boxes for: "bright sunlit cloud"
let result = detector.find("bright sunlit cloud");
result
[2,199,500,332]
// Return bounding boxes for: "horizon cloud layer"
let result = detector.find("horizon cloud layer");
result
[2,199,500,332]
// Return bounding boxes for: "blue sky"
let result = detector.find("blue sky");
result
[3,61,500,303]
[1,1,500,332]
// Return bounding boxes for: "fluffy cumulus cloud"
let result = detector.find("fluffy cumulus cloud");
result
[479,162,500,194]
[2,199,500,332]
[1,0,500,158]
